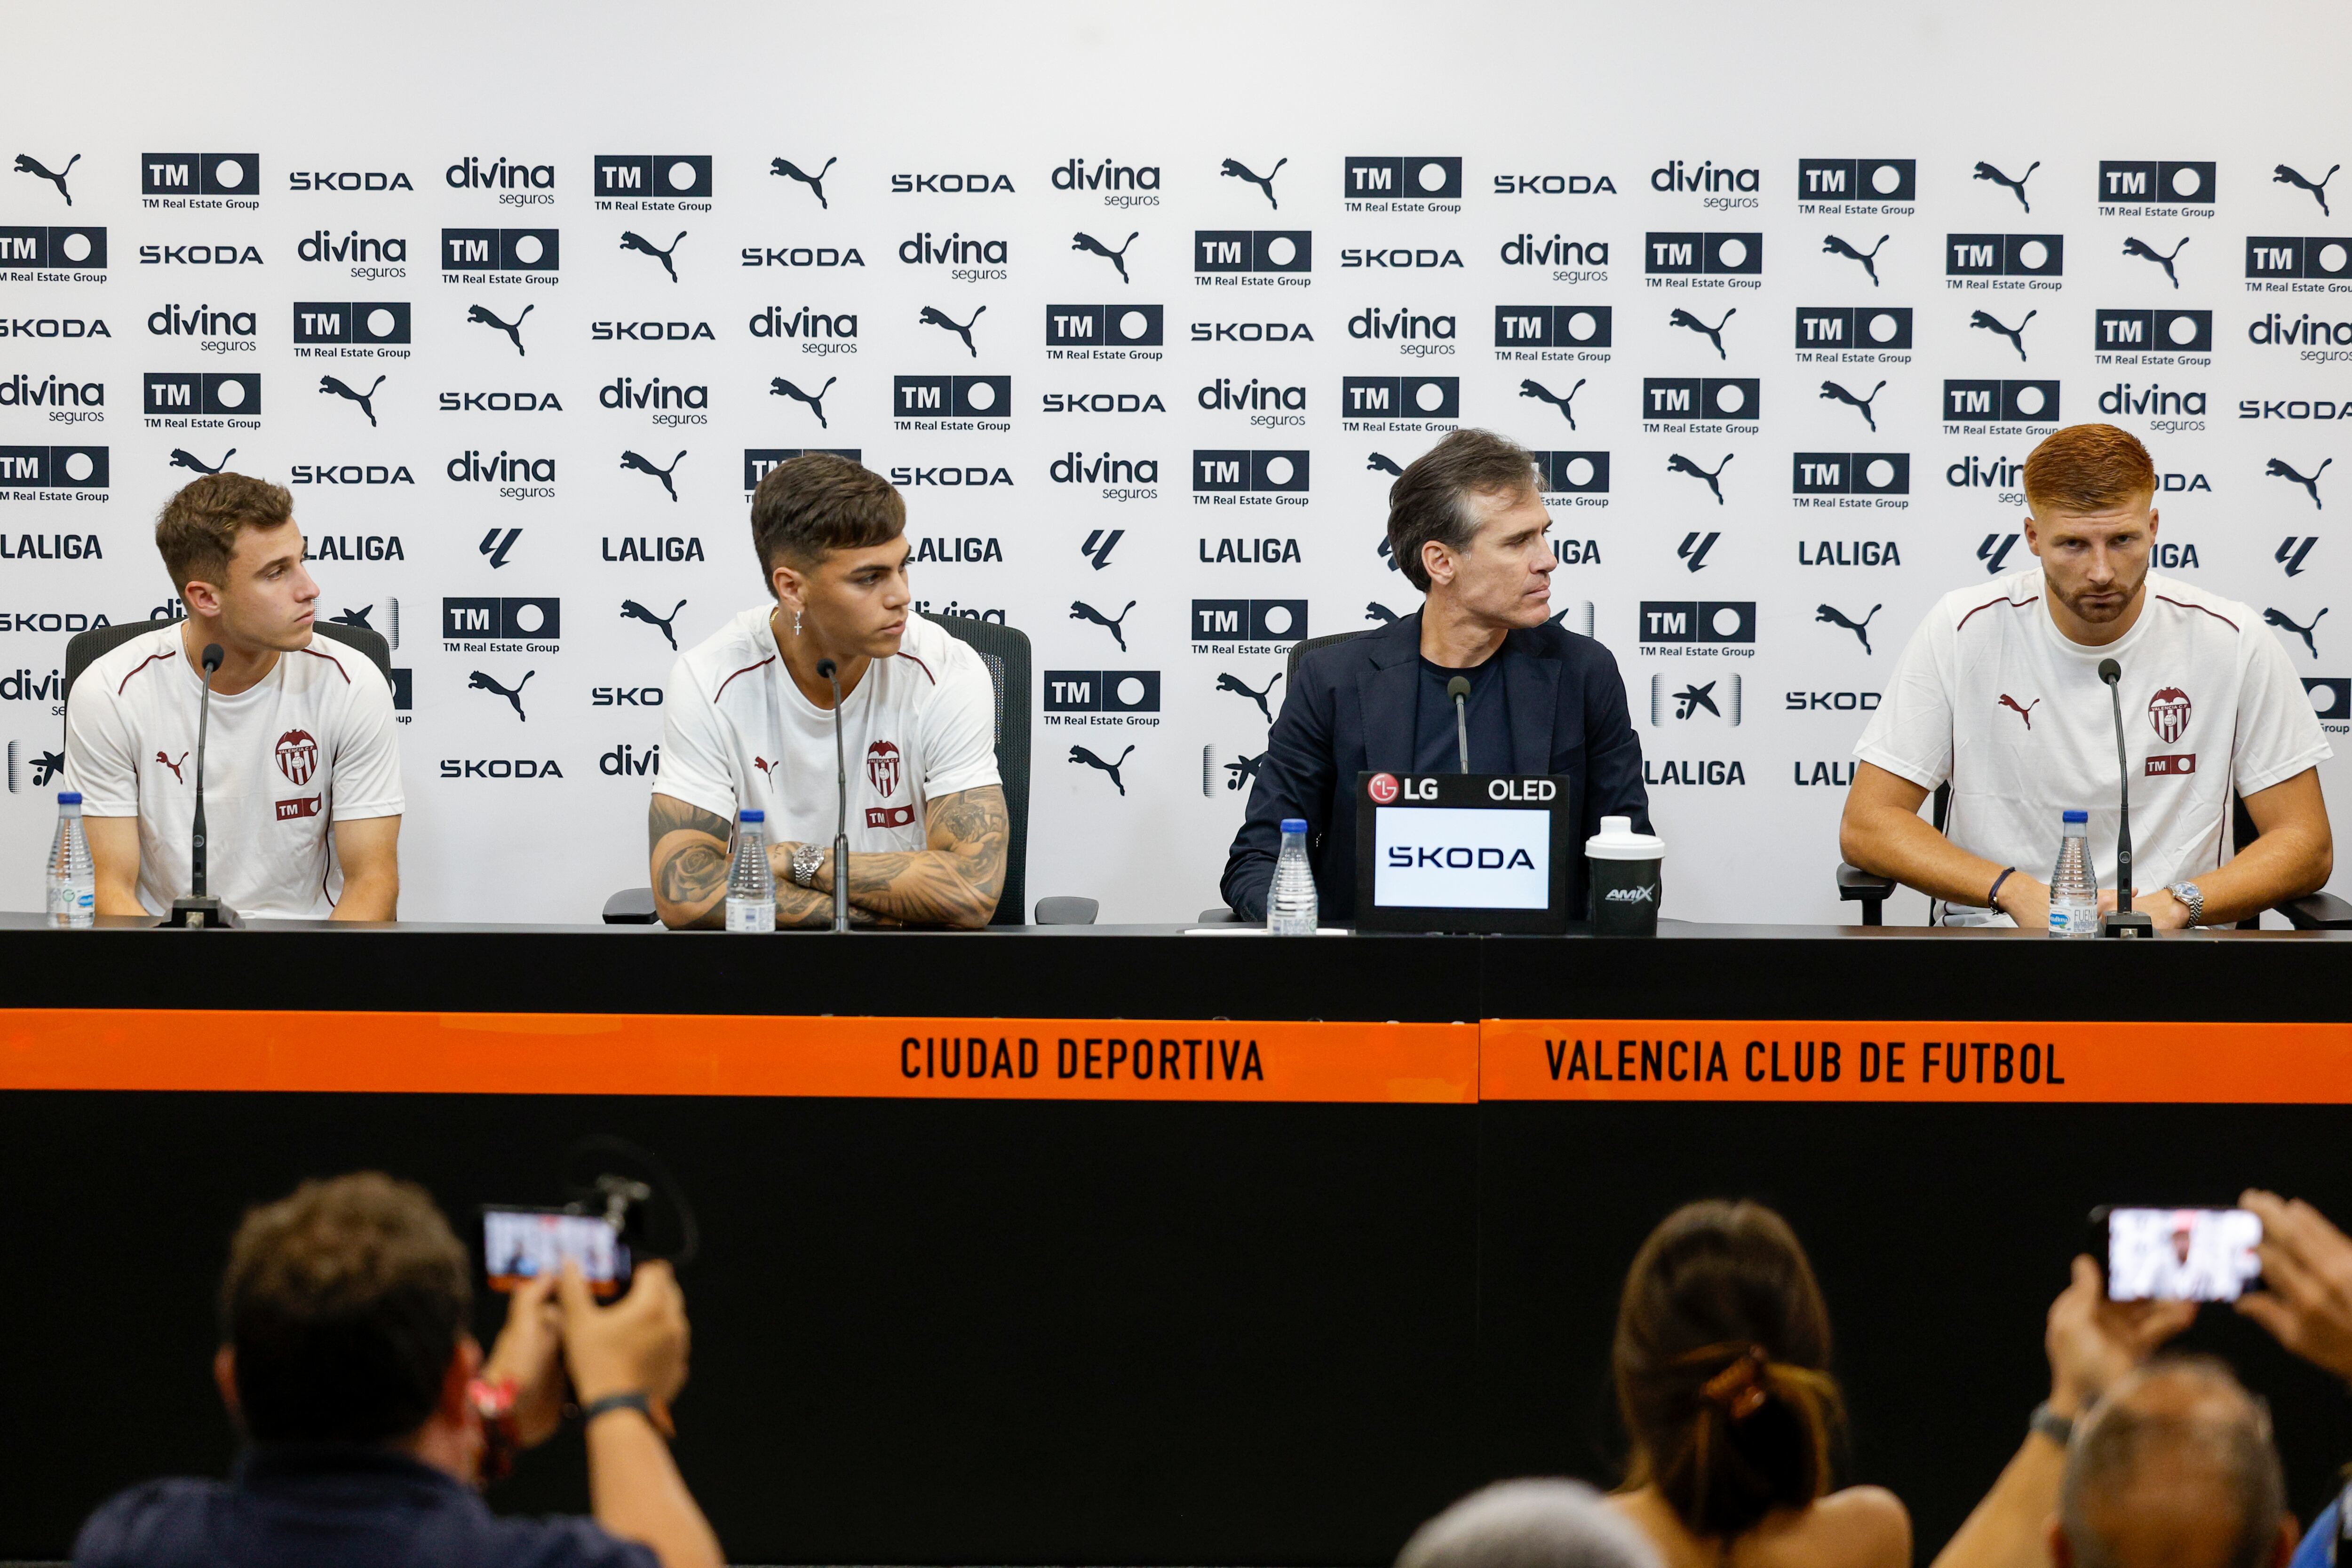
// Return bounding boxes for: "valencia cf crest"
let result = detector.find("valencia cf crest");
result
[2147,687,2192,745]
[865,738,901,799]
[275,728,319,786]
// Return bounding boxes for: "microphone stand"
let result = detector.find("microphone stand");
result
[816,657,850,933]
[2098,657,2153,938]
[1447,675,1472,773]
[163,639,240,928]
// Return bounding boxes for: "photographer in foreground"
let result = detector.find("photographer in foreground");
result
[73,1173,722,1568]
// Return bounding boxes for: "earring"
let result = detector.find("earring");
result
[792,609,803,636]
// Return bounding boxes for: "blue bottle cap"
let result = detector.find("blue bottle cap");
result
[739,808,765,823]
[2063,809,2088,823]
[1280,817,1308,833]
[57,791,81,805]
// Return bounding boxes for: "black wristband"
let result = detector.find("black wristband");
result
[1987,866,2019,911]
[579,1391,654,1427]
[2029,1400,2075,1447]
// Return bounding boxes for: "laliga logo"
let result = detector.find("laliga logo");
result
[2148,687,2193,744]
[275,727,318,786]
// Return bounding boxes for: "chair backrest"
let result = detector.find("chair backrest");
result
[918,612,1030,926]
[63,618,393,740]
[1286,630,1367,690]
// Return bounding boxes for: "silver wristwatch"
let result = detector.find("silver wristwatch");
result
[789,843,826,888]
[2166,879,2204,926]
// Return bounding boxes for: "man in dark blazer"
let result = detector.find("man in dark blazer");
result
[1222,428,1651,922]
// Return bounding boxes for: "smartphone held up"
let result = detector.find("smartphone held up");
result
[2094,1205,2264,1303]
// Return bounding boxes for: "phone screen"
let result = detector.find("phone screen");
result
[2104,1206,2263,1301]
[483,1208,630,1298]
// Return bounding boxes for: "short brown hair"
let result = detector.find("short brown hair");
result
[219,1172,470,1443]
[2023,424,2157,516]
[1386,429,1545,593]
[749,453,905,589]
[1613,1200,1844,1539]
[155,472,294,592]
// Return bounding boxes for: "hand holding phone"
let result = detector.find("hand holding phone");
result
[2237,1189,2352,1382]
[484,1207,632,1298]
[2094,1206,2264,1302]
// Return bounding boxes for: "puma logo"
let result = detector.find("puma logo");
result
[771,156,837,208]
[1366,451,1404,476]
[1969,309,2036,363]
[1069,743,1135,795]
[468,302,532,356]
[1518,377,1586,429]
[1973,159,2040,213]
[1072,230,1138,284]
[1668,306,1735,360]
[1999,694,2041,729]
[1819,380,1886,432]
[919,303,985,358]
[2122,236,2188,290]
[1223,751,1266,792]
[1822,233,1889,286]
[329,605,375,630]
[621,597,687,650]
[1220,156,1287,209]
[14,152,79,206]
[156,749,189,783]
[1816,602,1883,655]
[2266,606,2328,659]
[1216,671,1282,722]
[2268,457,2331,509]
[167,446,234,474]
[769,376,836,429]
[2276,162,2341,217]
[620,230,686,283]
[1366,601,1401,625]
[1069,598,1136,652]
[1667,452,1732,506]
[469,669,534,721]
[752,756,780,783]
[621,449,685,502]
[318,373,385,427]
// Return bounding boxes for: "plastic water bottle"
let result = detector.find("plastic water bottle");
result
[2049,809,2098,938]
[47,791,94,928]
[1268,816,1318,935]
[724,809,773,932]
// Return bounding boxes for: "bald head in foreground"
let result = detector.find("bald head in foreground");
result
[1398,1480,1661,1568]
[2056,1358,2293,1568]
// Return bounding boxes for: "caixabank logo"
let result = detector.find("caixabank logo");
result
[1341,375,1459,429]
[1796,159,1917,209]
[2098,161,2215,210]
[593,156,712,208]
[1945,379,2061,428]
[1531,451,1609,503]
[1496,304,1611,355]
[1192,599,1308,646]
[144,372,261,424]
[293,302,411,357]
[1192,450,1308,503]
[1792,453,1910,505]
[0,446,107,491]
[441,229,558,277]
[1343,156,1462,210]
[1795,307,1914,360]
[743,448,860,491]
[0,226,105,272]
[892,375,1010,428]
[1947,234,2064,285]
[1642,378,1759,427]
[1645,232,1763,285]
[2095,309,2212,359]
[1045,303,1164,357]
[2247,238,2352,282]
[142,153,260,205]
[1196,230,1312,281]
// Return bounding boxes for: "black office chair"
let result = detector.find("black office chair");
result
[603,612,1097,926]
[1837,781,2352,929]
[63,617,393,729]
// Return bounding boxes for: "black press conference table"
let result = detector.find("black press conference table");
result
[6,914,2352,1562]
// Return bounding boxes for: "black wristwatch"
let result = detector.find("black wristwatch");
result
[2030,1400,2075,1447]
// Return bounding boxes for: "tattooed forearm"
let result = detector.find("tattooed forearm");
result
[648,793,734,928]
[806,785,1008,928]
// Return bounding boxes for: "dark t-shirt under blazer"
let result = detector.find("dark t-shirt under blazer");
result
[1222,612,1653,922]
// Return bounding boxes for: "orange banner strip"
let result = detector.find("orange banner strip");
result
[1480,1019,2352,1104]
[0,1009,1478,1105]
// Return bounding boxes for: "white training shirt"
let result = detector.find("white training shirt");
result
[658,607,1000,849]
[1857,568,2330,913]
[65,625,405,919]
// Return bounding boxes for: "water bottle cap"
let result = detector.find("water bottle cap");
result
[739,808,765,824]
[1280,818,1308,833]
[2063,809,2088,823]
[56,791,81,805]
[1586,815,1664,860]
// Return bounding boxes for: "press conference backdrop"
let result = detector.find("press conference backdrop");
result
[2,0,2349,924]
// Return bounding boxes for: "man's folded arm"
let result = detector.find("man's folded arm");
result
[2191,766,2333,924]
[1839,760,2023,911]
[797,784,1008,929]
[1579,647,1652,833]
[1223,666,1336,920]
[648,792,835,929]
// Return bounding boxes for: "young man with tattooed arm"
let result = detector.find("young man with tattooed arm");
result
[648,454,1007,928]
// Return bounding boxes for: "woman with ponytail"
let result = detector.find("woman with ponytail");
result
[1605,1201,1909,1568]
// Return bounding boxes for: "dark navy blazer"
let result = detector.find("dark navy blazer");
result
[1221,612,1652,922]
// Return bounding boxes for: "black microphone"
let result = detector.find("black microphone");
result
[2098,657,2153,938]
[815,657,850,934]
[1447,675,1472,773]
[164,641,238,928]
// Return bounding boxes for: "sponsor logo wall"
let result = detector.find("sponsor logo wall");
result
[2,4,2347,923]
